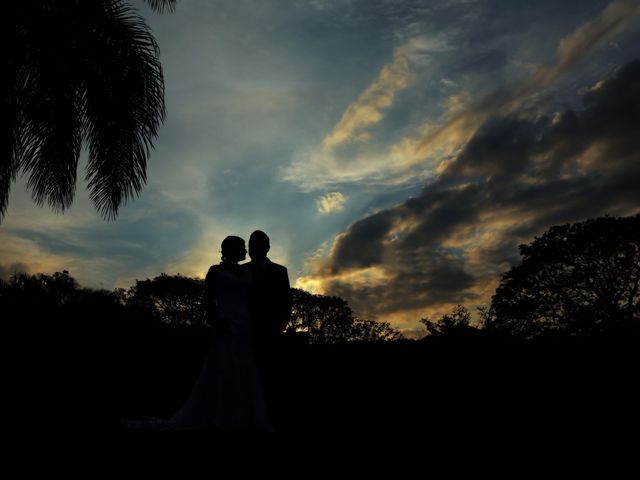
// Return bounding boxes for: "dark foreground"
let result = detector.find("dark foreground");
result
[8,328,640,435]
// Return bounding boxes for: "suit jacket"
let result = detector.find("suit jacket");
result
[245,258,291,345]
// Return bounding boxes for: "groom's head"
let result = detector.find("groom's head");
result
[249,230,270,261]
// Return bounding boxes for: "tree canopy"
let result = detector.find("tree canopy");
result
[484,214,640,337]
[126,274,207,328]
[290,288,402,343]
[1,270,400,342]
[420,305,480,338]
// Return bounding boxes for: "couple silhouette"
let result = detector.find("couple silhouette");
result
[123,230,290,432]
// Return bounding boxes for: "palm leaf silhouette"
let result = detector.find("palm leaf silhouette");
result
[1,0,178,221]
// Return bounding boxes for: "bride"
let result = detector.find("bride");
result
[123,236,272,432]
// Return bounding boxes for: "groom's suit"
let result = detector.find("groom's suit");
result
[246,258,291,346]
[246,257,291,429]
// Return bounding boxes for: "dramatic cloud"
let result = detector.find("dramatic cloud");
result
[540,1,640,83]
[317,192,347,214]
[282,35,452,190]
[298,58,640,332]
[283,1,640,191]
[322,47,414,150]
[398,1,640,170]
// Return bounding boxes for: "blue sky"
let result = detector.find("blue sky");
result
[2,0,640,335]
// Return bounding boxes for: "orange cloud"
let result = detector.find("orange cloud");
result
[395,1,640,170]
[322,48,414,150]
[296,53,640,334]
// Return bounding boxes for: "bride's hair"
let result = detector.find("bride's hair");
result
[221,236,245,263]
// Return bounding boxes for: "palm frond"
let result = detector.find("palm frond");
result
[0,124,19,220]
[144,0,178,14]
[3,1,82,218]
[22,83,82,213]
[82,1,166,219]
[19,4,84,212]
[2,1,168,222]
[0,65,20,221]
[1,5,25,220]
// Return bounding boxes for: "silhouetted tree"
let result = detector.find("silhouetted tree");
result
[126,274,207,327]
[484,214,640,337]
[420,305,480,337]
[290,288,401,343]
[1,0,178,221]
[349,316,403,342]
[1,270,81,310]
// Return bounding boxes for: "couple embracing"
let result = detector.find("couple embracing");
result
[124,230,290,432]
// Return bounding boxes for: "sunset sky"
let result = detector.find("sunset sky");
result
[2,0,640,335]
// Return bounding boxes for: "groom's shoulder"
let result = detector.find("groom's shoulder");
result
[204,265,217,285]
[206,264,222,276]
[267,259,288,275]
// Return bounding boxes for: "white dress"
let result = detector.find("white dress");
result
[123,264,272,432]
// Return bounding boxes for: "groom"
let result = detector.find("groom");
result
[246,230,291,427]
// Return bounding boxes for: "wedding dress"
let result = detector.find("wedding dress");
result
[123,264,272,432]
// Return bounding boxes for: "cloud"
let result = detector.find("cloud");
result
[0,232,76,281]
[0,180,205,289]
[281,147,431,191]
[322,47,414,150]
[0,224,165,289]
[537,1,640,84]
[400,1,640,169]
[284,2,640,192]
[297,58,640,333]
[282,35,451,190]
[316,192,347,214]
[0,190,104,284]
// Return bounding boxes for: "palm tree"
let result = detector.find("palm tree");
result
[1,0,178,222]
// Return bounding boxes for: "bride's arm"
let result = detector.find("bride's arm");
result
[205,266,231,334]
[204,266,218,326]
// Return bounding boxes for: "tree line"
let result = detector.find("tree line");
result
[1,270,402,344]
[3,214,639,344]
[422,214,640,340]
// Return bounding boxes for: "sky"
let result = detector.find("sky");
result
[2,0,640,336]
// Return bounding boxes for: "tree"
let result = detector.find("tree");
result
[126,273,207,327]
[420,305,480,338]
[1,269,80,309]
[348,316,403,343]
[485,214,640,337]
[1,0,178,221]
[290,288,402,343]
